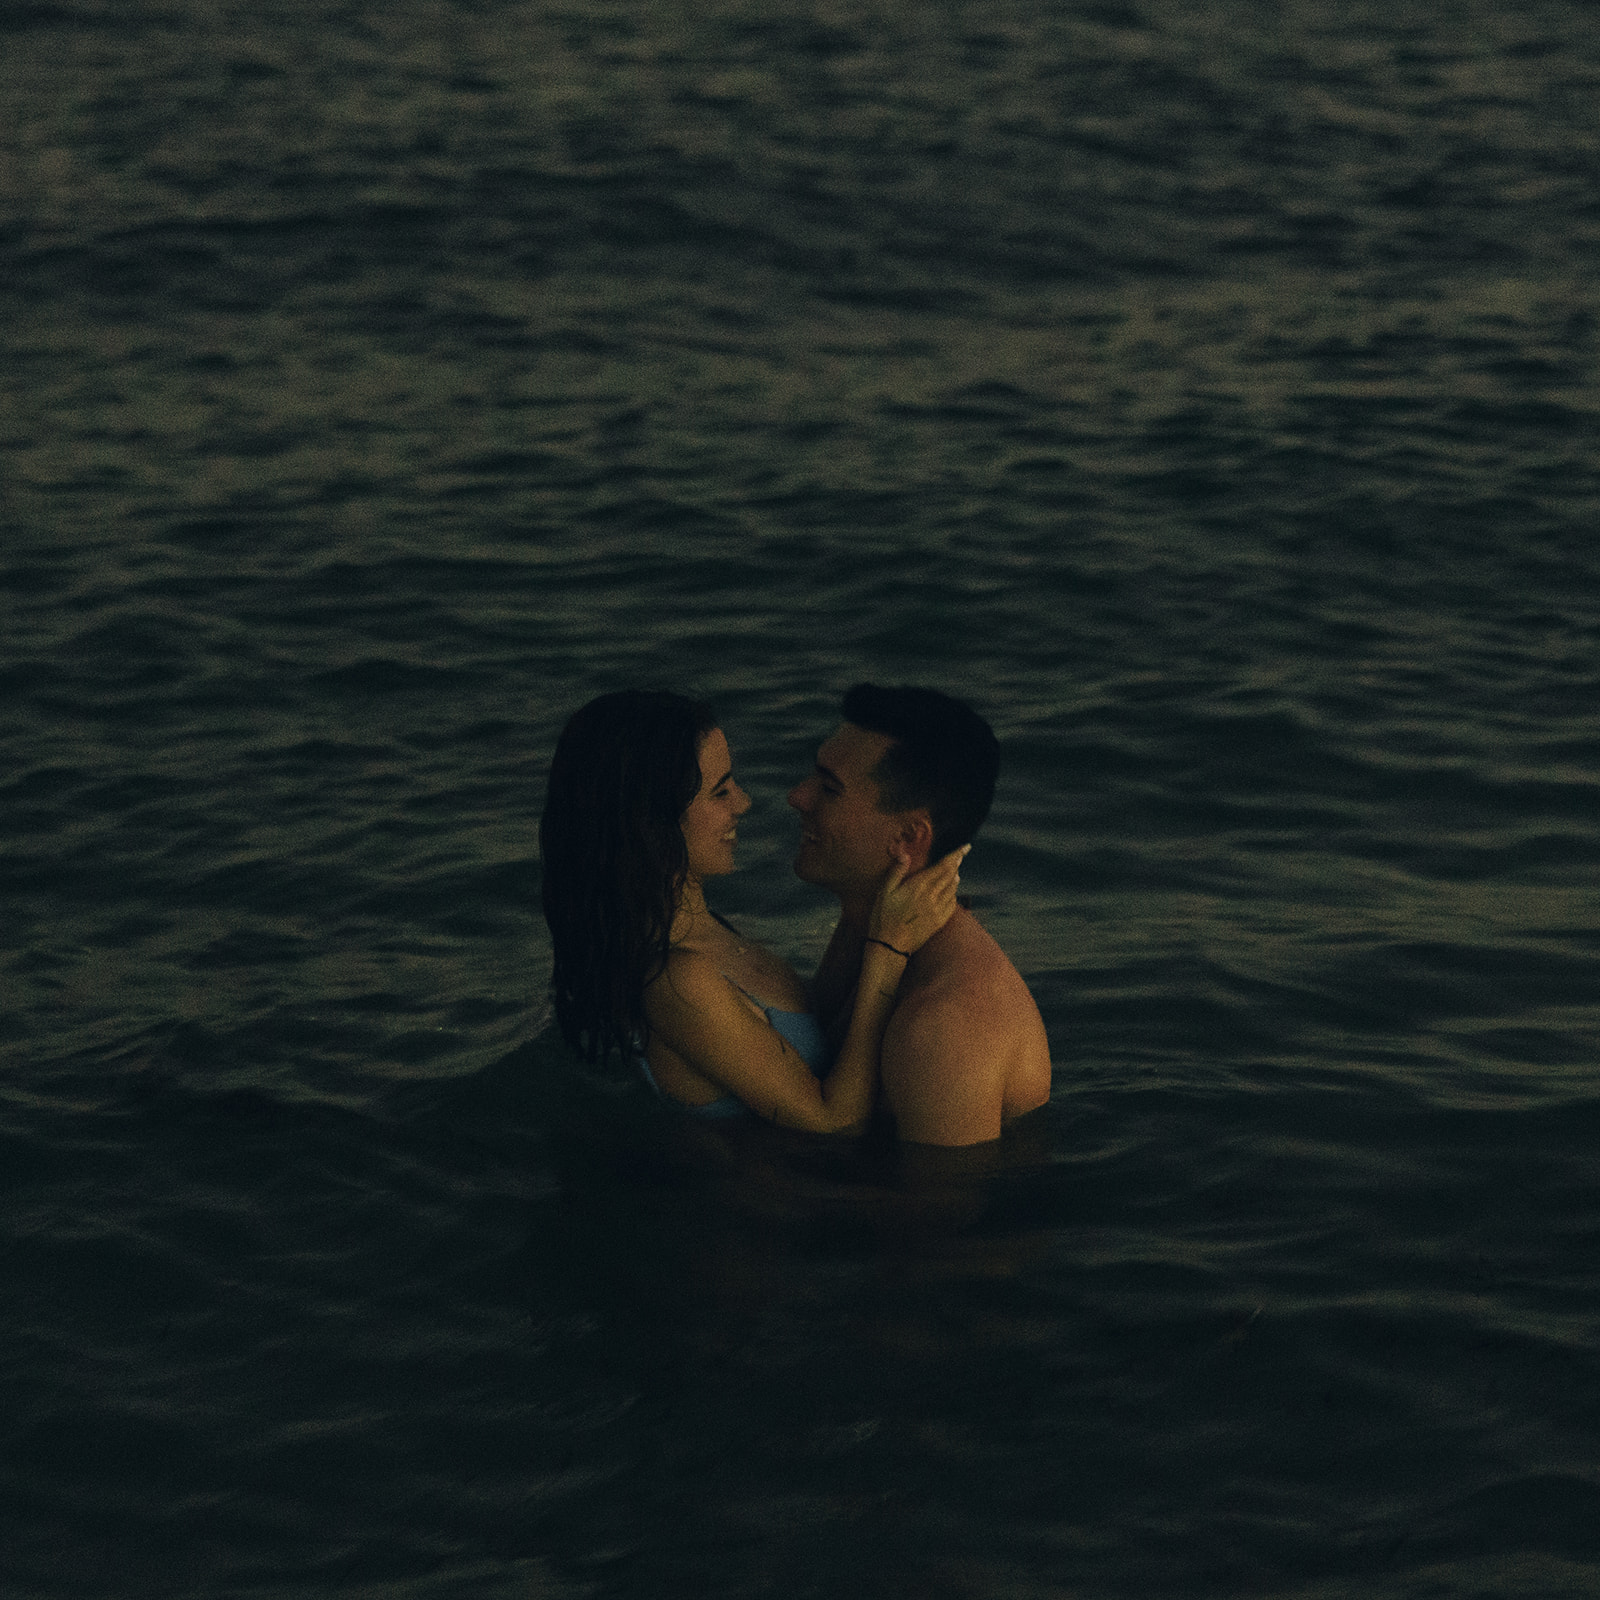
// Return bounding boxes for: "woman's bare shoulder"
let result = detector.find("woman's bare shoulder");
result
[646,946,724,1007]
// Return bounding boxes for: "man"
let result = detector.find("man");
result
[789,684,1051,1146]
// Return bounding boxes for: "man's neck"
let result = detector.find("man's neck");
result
[833,855,950,943]
[832,893,970,982]
[834,890,876,937]
[809,889,876,1039]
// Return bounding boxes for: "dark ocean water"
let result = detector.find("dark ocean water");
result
[3,0,1599,1595]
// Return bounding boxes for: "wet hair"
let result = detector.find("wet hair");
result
[840,683,999,859]
[540,690,718,1063]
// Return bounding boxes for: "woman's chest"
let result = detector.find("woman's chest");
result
[711,935,809,1014]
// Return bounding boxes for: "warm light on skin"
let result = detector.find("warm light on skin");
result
[681,727,751,881]
[787,722,931,905]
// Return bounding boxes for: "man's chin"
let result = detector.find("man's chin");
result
[792,844,836,887]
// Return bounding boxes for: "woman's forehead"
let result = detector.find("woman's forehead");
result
[697,726,731,774]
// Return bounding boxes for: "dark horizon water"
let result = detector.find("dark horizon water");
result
[4,0,1599,1595]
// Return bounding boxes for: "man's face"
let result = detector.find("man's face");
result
[787,723,909,895]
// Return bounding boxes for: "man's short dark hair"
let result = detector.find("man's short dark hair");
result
[841,684,1000,859]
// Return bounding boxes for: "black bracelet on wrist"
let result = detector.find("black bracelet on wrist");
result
[866,937,910,960]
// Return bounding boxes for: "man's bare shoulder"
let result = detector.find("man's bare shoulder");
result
[881,909,1051,1145]
[898,909,1038,1022]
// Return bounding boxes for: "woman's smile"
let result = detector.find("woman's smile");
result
[681,728,750,879]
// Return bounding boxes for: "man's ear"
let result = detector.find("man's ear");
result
[894,812,935,871]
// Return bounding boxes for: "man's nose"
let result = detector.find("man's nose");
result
[787,781,808,812]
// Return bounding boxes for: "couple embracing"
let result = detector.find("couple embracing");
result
[541,685,1049,1147]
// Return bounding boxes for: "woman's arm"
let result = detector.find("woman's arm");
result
[644,848,966,1133]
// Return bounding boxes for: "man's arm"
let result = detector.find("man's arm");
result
[879,992,1007,1147]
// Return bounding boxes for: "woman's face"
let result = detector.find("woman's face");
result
[681,727,751,880]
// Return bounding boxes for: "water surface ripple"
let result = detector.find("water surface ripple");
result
[2,0,1597,1595]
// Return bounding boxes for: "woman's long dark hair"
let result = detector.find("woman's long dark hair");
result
[540,690,718,1063]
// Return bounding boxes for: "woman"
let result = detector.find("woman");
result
[540,690,963,1133]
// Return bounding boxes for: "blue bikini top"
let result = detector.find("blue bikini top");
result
[637,983,833,1119]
